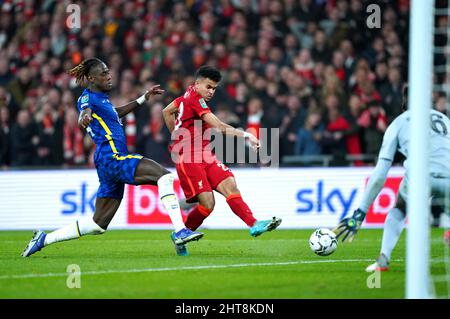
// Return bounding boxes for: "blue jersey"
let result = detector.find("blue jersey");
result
[76,89,128,157]
[76,88,143,199]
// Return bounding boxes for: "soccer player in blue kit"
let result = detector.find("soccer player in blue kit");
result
[22,58,203,257]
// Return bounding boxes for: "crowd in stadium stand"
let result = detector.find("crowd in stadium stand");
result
[0,0,447,168]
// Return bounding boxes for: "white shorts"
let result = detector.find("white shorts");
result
[399,174,450,211]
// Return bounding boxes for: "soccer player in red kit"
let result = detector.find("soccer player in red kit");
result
[163,65,282,256]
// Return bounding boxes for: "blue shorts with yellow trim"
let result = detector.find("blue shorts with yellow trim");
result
[95,152,144,199]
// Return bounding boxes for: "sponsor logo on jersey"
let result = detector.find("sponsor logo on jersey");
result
[81,95,89,103]
[199,98,208,109]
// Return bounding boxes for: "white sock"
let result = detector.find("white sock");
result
[157,173,185,232]
[44,218,105,246]
[380,208,405,260]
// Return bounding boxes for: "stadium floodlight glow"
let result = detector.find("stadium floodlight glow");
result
[406,0,434,299]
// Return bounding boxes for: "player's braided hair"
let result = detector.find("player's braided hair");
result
[68,58,103,86]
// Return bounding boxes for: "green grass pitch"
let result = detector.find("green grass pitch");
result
[0,229,448,298]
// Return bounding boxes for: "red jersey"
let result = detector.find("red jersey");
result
[170,87,235,201]
[170,85,213,159]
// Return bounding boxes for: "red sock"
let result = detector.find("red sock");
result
[226,194,257,227]
[185,205,212,231]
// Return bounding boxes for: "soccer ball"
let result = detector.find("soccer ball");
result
[309,228,338,256]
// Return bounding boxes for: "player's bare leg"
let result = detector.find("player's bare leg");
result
[179,198,196,212]
[93,198,122,229]
[134,157,169,185]
[366,195,406,272]
[22,197,114,257]
[215,177,282,237]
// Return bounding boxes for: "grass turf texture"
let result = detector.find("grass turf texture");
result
[0,229,447,298]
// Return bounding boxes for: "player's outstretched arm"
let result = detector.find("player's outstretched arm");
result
[115,84,164,118]
[332,159,392,242]
[202,112,261,150]
[333,116,399,243]
[162,101,178,133]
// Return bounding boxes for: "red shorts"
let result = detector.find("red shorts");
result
[176,153,234,203]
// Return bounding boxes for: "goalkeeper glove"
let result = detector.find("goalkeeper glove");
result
[332,208,366,243]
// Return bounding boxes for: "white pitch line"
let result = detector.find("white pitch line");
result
[0,258,379,280]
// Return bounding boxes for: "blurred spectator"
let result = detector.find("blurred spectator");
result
[0,0,418,168]
[246,97,264,139]
[7,67,36,107]
[319,66,346,108]
[295,0,318,23]
[216,102,242,165]
[380,67,403,121]
[374,60,389,89]
[137,102,171,167]
[321,94,350,164]
[435,95,448,115]
[343,94,364,166]
[63,107,85,165]
[10,109,39,167]
[332,50,347,82]
[216,103,240,127]
[50,23,66,57]
[339,39,357,85]
[311,28,331,64]
[232,82,249,119]
[358,100,388,155]
[363,37,387,68]
[349,58,375,95]
[293,48,314,82]
[280,95,307,156]
[0,58,13,86]
[326,5,351,50]
[294,109,324,156]
[283,33,299,66]
[358,80,382,105]
[0,86,18,124]
[34,102,64,165]
[0,107,10,166]
[295,21,317,50]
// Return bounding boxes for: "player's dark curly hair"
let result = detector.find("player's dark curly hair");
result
[195,65,222,83]
[68,58,104,86]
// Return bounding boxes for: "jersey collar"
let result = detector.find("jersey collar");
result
[85,88,109,98]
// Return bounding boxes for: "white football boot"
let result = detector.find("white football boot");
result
[365,253,390,272]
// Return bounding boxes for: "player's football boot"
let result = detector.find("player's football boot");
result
[22,231,46,257]
[171,227,203,245]
[249,217,282,237]
[365,253,390,272]
[170,232,188,256]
